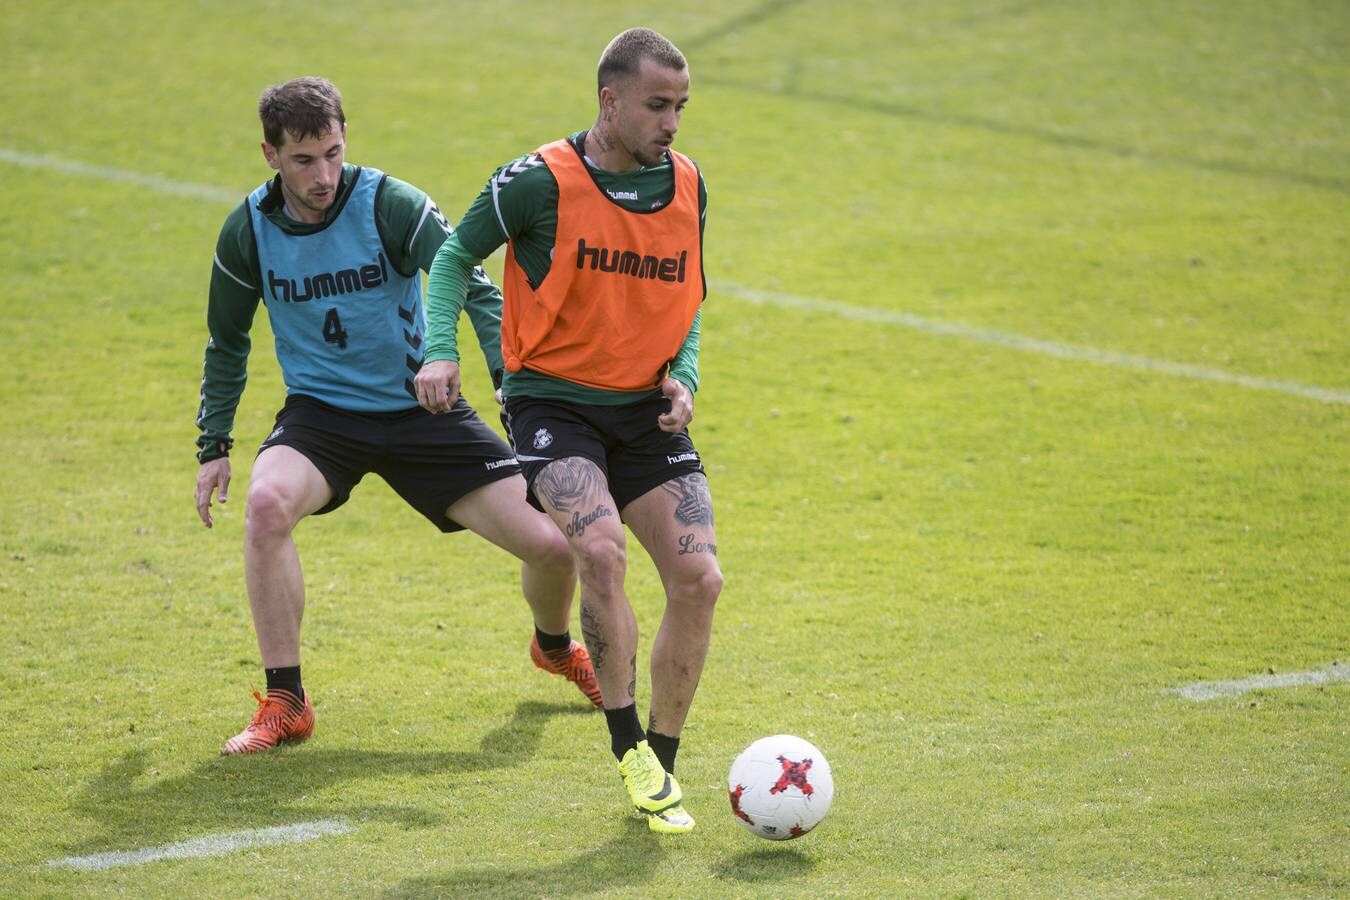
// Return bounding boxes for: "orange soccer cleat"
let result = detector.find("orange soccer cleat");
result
[221,688,315,755]
[530,636,603,708]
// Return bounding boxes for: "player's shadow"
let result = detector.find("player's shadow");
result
[60,700,585,856]
[711,845,818,883]
[384,817,664,898]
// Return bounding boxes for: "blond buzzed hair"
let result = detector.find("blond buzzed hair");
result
[596,28,687,97]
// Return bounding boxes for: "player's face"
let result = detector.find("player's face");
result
[261,121,345,222]
[610,59,689,168]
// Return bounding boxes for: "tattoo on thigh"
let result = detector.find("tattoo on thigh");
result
[677,532,718,556]
[565,504,613,539]
[536,458,604,514]
[581,603,608,673]
[661,474,714,526]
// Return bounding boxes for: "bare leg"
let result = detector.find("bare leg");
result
[445,474,576,633]
[532,457,636,708]
[623,473,723,737]
[242,445,333,667]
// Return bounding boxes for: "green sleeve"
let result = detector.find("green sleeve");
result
[668,306,702,394]
[377,173,503,384]
[452,169,511,260]
[463,266,505,387]
[455,155,560,284]
[424,231,483,366]
[375,173,450,275]
[427,155,560,374]
[668,170,708,394]
[196,203,261,461]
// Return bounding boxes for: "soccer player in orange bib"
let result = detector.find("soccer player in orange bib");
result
[416,29,721,833]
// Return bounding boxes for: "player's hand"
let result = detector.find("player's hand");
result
[196,457,231,528]
[658,377,694,433]
[415,359,461,414]
[495,387,504,407]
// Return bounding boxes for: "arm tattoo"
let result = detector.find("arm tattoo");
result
[536,457,605,514]
[661,474,714,526]
[581,603,608,674]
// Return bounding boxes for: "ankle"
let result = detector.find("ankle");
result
[604,704,645,761]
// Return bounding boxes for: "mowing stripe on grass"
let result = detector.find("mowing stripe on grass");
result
[1172,664,1349,701]
[717,283,1350,406]
[0,148,240,204]
[5,147,1347,407]
[47,819,352,871]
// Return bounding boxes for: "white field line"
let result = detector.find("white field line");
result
[6,146,1347,406]
[1171,664,1350,701]
[0,148,240,204]
[717,284,1350,406]
[47,819,352,871]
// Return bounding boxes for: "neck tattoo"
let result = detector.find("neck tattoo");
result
[590,126,615,155]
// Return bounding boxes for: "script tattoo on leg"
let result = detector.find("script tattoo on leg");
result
[661,474,714,526]
[536,458,604,514]
[677,533,718,556]
[565,504,613,539]
[581,603,608,673]
[627,653,636,700]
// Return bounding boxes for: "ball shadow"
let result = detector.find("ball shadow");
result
[712,844,819,883]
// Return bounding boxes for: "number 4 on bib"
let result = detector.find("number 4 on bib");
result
[322,308,349,349]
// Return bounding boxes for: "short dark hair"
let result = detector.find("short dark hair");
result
[596,28,686,96]
[258,76,345,148]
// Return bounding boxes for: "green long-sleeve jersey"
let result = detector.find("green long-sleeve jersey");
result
[425,131,707,405]
[196,163,503,461]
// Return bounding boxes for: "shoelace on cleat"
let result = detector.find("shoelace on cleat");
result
[561,649,591,681]
[542,645,589,679]
[625,748,667,795]
[246,689,299,729]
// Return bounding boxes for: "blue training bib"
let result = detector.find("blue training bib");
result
[249,167,425,411]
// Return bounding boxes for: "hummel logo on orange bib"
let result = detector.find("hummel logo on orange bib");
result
[500,139,705,392]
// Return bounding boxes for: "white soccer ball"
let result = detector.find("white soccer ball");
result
[727,734,833,840]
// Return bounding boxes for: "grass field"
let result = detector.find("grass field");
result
[1,1,1347,896]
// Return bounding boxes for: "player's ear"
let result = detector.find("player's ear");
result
[261,140,280,171]
[599,85,618,121]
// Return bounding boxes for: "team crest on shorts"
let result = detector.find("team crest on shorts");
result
[532,428,554,450]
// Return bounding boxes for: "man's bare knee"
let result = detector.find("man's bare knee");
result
[245,481,302,544]
[528,525,576,578]
[574,535,627,594]
[670,564,723,610]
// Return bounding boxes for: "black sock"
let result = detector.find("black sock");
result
[647,730,680,774]
[604,704,646,761]
[534,626,572,654]
[265,665,303,700]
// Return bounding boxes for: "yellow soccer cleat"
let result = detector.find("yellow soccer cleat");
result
[617,740,692,832]
[646,802,695,834]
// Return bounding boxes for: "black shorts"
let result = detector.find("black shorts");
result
[502,394,706,513]
[258,393,521,532]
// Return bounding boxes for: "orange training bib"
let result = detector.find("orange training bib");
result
[500,139,705,392]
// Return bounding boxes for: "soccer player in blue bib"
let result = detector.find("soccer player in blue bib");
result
[194,77,600,755]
